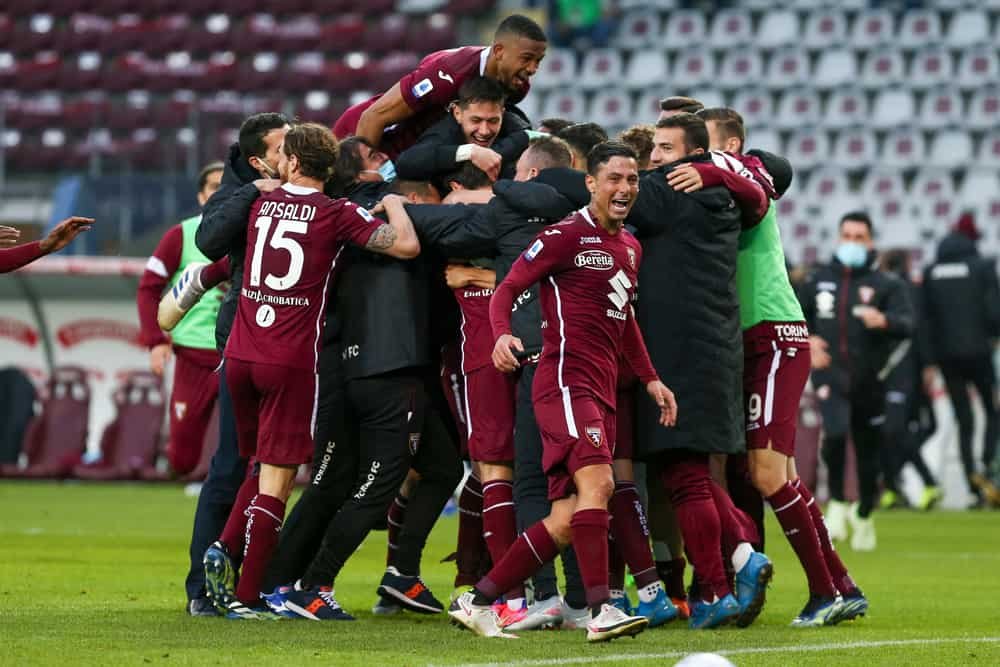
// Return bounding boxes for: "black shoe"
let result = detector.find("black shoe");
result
[377,566,444,614]
[188,597,220,617]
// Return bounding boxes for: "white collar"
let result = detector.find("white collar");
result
[281,182,319,195]
[479,46,491,76]
[578,207,597,228]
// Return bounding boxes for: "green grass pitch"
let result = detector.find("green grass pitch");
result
[2,482,999,666]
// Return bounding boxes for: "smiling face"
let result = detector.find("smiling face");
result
[649,127,691,169]
[248,125,289,179]
[453,100,504,147]
[492,35,547,94]
[587,155,639,231]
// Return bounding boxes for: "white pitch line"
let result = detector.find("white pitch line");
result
[435,636,1000,667]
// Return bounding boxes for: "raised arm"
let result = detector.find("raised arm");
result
[667,162,768,228]
[365,194,421,259]
[355,84,416,148]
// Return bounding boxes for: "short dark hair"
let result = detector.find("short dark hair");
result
[331,136,372,193]
[445,162,492,190]
[556,122,609,160]
[538,117,573,134]
[617,125,654,169]
[524,135,573,170]
[390,180,439,200]
[655,113,709,154]
[840,210,874,234]
[879,248,910,276]
[238,112,289,159]
[197,161,224,191]
[495,14,547,43]
[659,96,704,115]
[586,141,638,177]
[697,107,746,150]
[457,76,507,109]
[282,122,339,181]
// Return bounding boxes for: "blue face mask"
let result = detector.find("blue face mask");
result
[377,160,396,183]
[835,242,869,268]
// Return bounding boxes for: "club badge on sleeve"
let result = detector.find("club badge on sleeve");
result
[585,426,603,448]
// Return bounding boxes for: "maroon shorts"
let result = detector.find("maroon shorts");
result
[167,345,221,475]
[742,322,811,457]
[535,390,615,501]
[465,364,516,463]
[614,384,636,461]
[439,341,469,457]
[225,357,317,466]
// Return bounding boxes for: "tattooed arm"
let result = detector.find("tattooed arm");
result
[366,194,421,259]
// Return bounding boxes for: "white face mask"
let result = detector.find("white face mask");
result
[361,160,397,183]
[255,156,279,179]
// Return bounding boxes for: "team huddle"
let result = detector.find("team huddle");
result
[154,14,870,643]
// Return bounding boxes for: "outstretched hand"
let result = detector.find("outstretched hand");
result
[0,225,21,248]
[646,379,678,427]
[40,216,95,254]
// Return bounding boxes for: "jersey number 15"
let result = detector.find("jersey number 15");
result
[249,216,307,291]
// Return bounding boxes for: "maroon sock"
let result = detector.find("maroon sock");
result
[793,478,856,594]
[662,458,731,601]
[609,482,658,588]
[608,535,626,591]
[656,557,687,600]
[570,508,611,609]
[477,520,557,601]
[199,257,230,289]
[218,470,259,560]
[710,480,759,556]
[481,479,523,598]
[234,493,285,604]
[455,475,484,587]
[768,482,837,597]
[726,453,766,551]
[385,492,408,567]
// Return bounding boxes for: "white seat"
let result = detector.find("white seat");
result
[634,91,664,123]
[775,194,804,224]
[718,50,763,88]
[685,88,726,110]
[730,89,774,128]
[756,10,800,49]
[802,10,847,50]
[897,10,942,50]
[967,87,1000,130]
[663,10,707,50]
[959,171,999,205]
[928,130,974,169]
[957,47,999,91]
[577,49,624,91]
[870,88,916,130]
[588,89,633,130]
[975,135,1000,168]
[623,50,668,92]
[774,89,821,129]
[910,169,956,203]
[539,90,586,123]
[616,10,661,50]
[764,48,809,90]
[914,198,960,236]
[812,48,857,90]
[707,9,753,48]
[907,47,954,91]
[850,9,895,50]
[880,128,926,169]
[917,88,964,130]
[396,0,446,12]
[862,168,906,202]
[878,209,922,248]
[860,49,904,89]
[804,167,850,202]
[746,127,782,155]
[945,10,990,48]
[830,128,876,169]
[786,129,829,171]
[670,49,715,88]
[514,92,541,125]
[532,48,576,90]
[619,0,676,8]
[823,88,869,130]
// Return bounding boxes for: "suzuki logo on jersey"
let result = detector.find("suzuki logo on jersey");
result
[575,250,614,271]
[606,269,633,310]
[585,426,603,448]
[524,239,544,261]
[412,78,434,98]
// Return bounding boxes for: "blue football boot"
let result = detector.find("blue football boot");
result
[636,587,678,628]
[688,593,740,629]
[790,594,844,627]
[734,551,773,627]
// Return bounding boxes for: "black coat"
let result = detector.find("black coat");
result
[626,156,745,457]
[799,254,914,400]
[922,232,1000,363]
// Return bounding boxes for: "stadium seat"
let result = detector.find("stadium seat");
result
[513,92,540,125]
[397,0,446,13]
[862,167,906,202]
[756,10,799,49]
[718,50,763,88]
[663,10,707,50]
[860,48,904,90]
[908,47,954,91]
[897,10,942,50]
[928,130,974,169]
[880,127,926,169]
[364,14,409,56]
[539,90,586,123]
[405,13,456,54]
[877,208,922,248]
[746,127,782,155]
[634,92,663,122]
[870,88,916,130]
[616,10,661,50]
[917,88,964,130]
[60,13,113,52]
[588,89,632,131]
[730,89,773,128]
[975,135,1000,168]
[812,48,857,90]
[830,128,876,169]
[321,14,366,55]
[685,88,725,110]
[776,193,804,222]
[957,47,999,90]
[967,87,1000,130]
[73,372,164,481]
[369,52,420,93]
[823,87,869,130]
[945,10,990,48]
[785,129,829,170]
[577,49,624,91]
[670,49,714,89]
[707,9,753,48]
[913,198,959,237]
[957,171,998,205]
[106,91,154,130]
[0,366,90,480]
[12,52,61,92]
[9,14,57,55]
[910,168,956,203]
[763,48,809,90]
[849,9,895,50]
[623,50,668,92]
[532,47,575,90]
[802,10,847,50]
[774,89,821,129]
[619,0,676,8]
[285,52,326,93]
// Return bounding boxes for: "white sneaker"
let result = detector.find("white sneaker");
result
[560,601,591,630]
[825,499,849,542]
[448,591,518,638]
[585,603,649,643]
[506,595,563,631]
[848,506,876,552]
[158,262,208,331]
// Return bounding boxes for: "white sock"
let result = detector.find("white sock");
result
[507,597,525,611]
[652,541,671,561]
[731,542,754,573]
[637,581,663,604]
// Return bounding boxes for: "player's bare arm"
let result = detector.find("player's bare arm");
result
[356,83,414,147]
[0,225,21,248]
[366,194,420,258]
[40,216,95,254]
[445,264,496,289]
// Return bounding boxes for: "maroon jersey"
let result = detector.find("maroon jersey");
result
[490,208,658,411]
[225,183,380,372]
[454,286,494,374]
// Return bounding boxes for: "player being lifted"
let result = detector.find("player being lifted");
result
[202,123,420,619]
[449,142,677,642]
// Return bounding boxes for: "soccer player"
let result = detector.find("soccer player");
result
[0,216,94,273]
[202,122,420,619]
[334,15,547,158]
[449,142,677,642]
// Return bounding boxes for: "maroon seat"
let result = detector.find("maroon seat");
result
[322,13,365,54]
[406,13,456,54]
[11,53,61,92]
[0,366,90,479]
[364,14,408,55]
[74,372,164,481]
[369,52,420,93]
[274,16,322,53]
